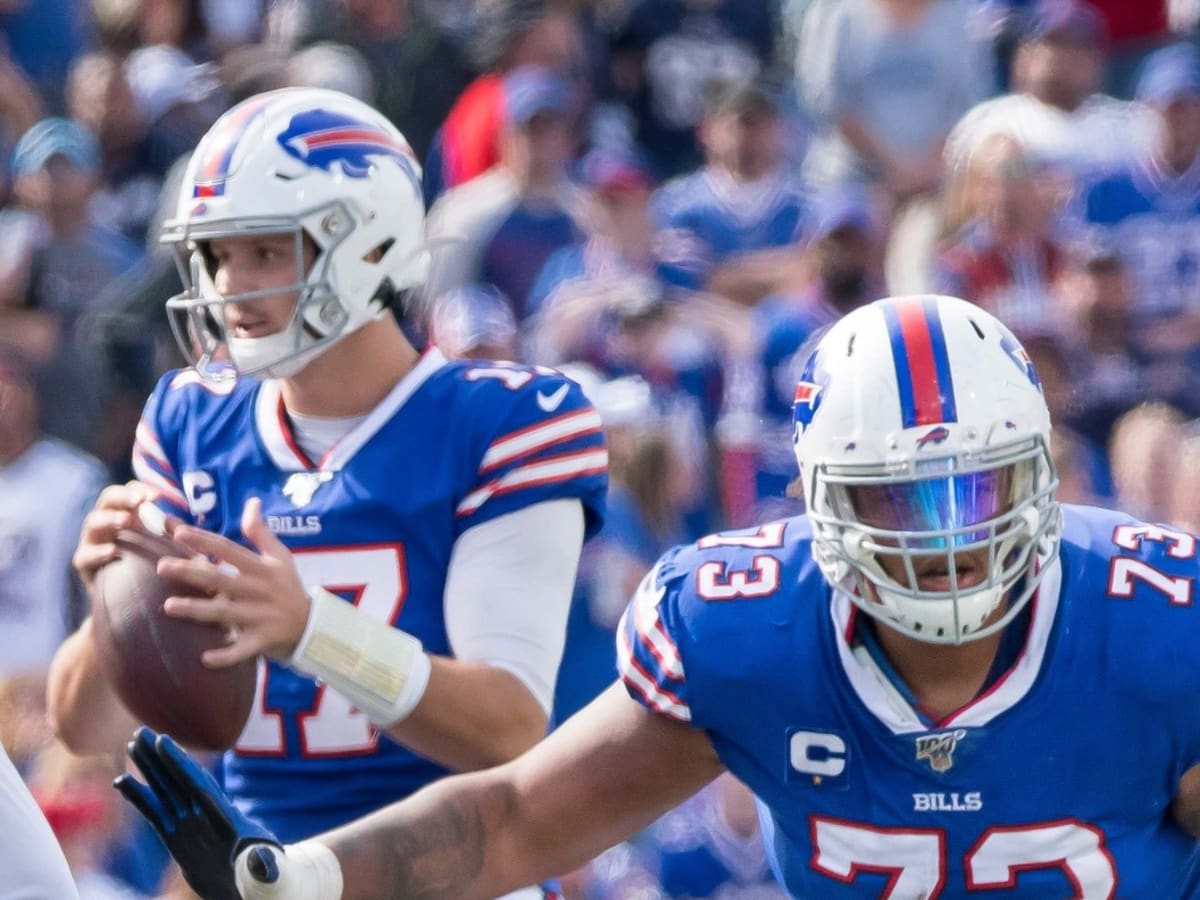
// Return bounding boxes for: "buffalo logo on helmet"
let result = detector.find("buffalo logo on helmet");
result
[277,109,420,191]
[915,425,951,448]
[999,331,1042,390]
[792,351,829,435]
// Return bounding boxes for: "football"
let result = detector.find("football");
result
[90,529,257,752]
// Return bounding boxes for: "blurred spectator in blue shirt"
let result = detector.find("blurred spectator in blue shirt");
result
[1,118,139,458]
[654,78,811,305]
[528,146,661,321]
[0,0,88,113]
[1072,42,1200,417]
[746,187,882,522]
[425,66,582,324]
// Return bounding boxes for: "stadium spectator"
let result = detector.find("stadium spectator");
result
[265,0,471,162]
[0,343,106,680]
[1072,42,1200,417]
[1108,401,1186,522]
[654,77,810,303]
[934,133,1068,337]
[799,0,986,199]
[2,117,140,457]
[423,0,588,203]
[0,0,88,112]
[65,52,163,247]
[945,0,1157,183]
[425,65,581,322]
[528,146,661,322]
[1056,243,1144,454]
[749,186,881,521]
[604,0,778,178]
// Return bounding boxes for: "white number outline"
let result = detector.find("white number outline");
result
[1107,524,1197,607]
[694,524,786,601]
[235,544,408,758]
[810,816,1116,898]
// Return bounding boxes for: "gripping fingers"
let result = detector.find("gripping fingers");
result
[163,593,243,625]
[158,556,234,597]
[201,638,261,669]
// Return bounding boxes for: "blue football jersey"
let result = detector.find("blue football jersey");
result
[654,168,810,291]
[131,349,607,841]
[620,506,1200,898]
[1077,156,1200,321]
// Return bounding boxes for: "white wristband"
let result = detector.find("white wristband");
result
[235,840,343,900]
[287,586,432,726]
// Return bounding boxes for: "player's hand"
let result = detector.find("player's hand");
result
[158,497,312,666]
[115,727,281,900]
[73,482,162,591]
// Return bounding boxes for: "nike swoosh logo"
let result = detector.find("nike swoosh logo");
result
[536,383,571,412]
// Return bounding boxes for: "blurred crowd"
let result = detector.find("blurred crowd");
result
[3,0,1200,896]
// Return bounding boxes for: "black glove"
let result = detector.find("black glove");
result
[115,727,282,900]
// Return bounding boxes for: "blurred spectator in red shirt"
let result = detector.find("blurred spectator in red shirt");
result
[935,133,1068,337]
[425,66,582,323]
[424,0,588,204]
[1089,0,1171,99]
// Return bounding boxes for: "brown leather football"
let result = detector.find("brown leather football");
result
[91,530,257,752]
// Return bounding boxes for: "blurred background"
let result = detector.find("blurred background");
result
[2,0,1200,896]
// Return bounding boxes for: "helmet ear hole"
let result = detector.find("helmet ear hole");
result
[363,238,394,264]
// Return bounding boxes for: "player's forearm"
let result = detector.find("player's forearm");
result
[46,618,137,754]
[382,659,547,771]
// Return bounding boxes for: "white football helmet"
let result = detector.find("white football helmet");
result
[160,87,429,380]
[792,295,1061,644]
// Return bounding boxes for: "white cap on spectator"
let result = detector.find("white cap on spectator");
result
[125,45,220,124]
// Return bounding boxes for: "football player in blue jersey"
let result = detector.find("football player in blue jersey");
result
[45,87,606,896]
[116,294,1200,899]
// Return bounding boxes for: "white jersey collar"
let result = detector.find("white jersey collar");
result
[255,346,448,472]
[830,555,1063,734]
